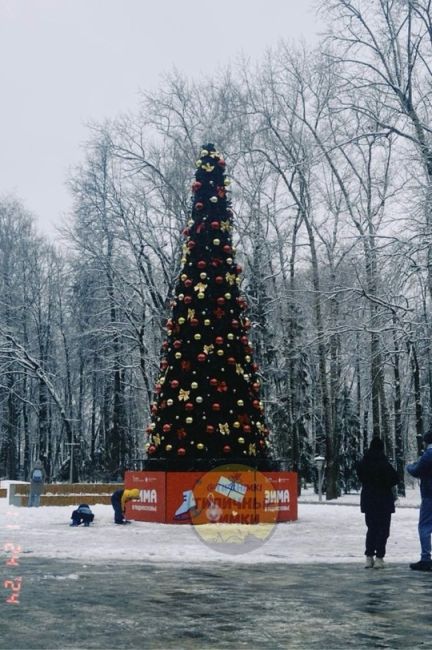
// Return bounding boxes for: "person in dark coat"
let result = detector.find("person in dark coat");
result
[356,437,398,568]
[406,430,432,571]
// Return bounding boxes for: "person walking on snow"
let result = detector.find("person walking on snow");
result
[28,460,46,507]
[111,488,140,524]
[356,437,398,569]
[406,430,432,571]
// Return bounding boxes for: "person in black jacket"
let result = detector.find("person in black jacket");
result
[356,437,398,569]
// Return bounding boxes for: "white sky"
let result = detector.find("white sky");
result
[0,0,319,239]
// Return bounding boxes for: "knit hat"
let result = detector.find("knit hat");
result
[369,437,384,452]
[129,488,140,499]
[423,430,432,445]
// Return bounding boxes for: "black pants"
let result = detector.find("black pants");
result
[365,511,391,558]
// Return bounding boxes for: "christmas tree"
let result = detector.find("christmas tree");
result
[145,144,271,468]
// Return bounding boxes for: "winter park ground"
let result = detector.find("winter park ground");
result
[1,486,432,650]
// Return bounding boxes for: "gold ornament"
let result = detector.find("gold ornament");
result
[224,178,231,186]
[204,319,211,326]
[219,423,230,435]
[181,257,187,264]
[191,382,198,389]
[175,352,182,359]
[194,333,202,340]
[225,273,236,285]
[217,349,224,356]
[194,282,207,293]
[209,196,218,203]
[248,443,257,456]
[165,444,173,451]
[233,421,241,429]
[196,159,202,167]
[227,333,234,340]
[187,309,195,320]
[181,274,187,281]
[200,272,207,280]
[197,442,205,450]
[203,344,214,354]
[213,239,221,246]
[186,416,193,424]
[238,437,245,444]
[236,364,244,375]
[245,355,251,362]
[202,163,214,172]
[237,399,244,406]
[167,399,174,406]
[220,221,231,232]
[198,293,205,300]
[224,293,232,300]
[178,389,190,401]
[178,317,186,325]
[196,396,203,403]
[200,149,209,156]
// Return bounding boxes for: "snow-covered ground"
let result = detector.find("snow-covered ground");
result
[1,483,424,565]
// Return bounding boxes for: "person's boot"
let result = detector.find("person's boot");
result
[409,560,432,571]
[365,556,374,568]
[174,490,196,519]
[374,557,385,569]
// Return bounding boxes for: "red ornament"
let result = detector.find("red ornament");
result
[253,382,260,392]
[197,260,207,269]
[197,353,207,362]
[184,296,192,304]
[223,445,231,454]
[218,158,226,168]
[195,202,204,210]
[217,297,225,306]
[184,279,193,288]
[214,307,225,319]
[217,186,226,198]
[160,359,168,369]
[259,439,265,448]
[170,380,179,389]
[223,245,231,254]
[181,360,191,371]
[236,265,242,273]
[155,384,162,393]
[151,405,158,414]
[227,357,236,365]
[215,276,224,284]
[209,378,218,387]
[148,445,157,455]
[252,363,259,371]
[212,403,221,411]
[206,425,215,434]
[253,400,260,409]
[190,318,199,327]
[182,228,190,237]
[187,240,196,250]
[163,424,172,433]
[177,447,186,456]
[192,181,202,192]
[231,320,239,328]
[173,340,182,349]
[215,336,224,345]
[185,402,194,411]
[210,221,220,230]
[162,341,169,349]
[244,319,251,329]
[243,425,251,433]
[241,336,249,345]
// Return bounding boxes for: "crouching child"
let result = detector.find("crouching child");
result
[70,504,95,527]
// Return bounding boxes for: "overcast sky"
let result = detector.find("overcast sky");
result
[0,0,319,239]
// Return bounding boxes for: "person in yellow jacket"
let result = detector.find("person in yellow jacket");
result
[111,488,140,524]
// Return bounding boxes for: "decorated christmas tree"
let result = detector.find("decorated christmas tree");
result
[145,144,272,468]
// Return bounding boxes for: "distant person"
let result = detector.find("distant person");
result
[406,430,432,571]
[111,488,140,524]
[70,504,95,527]
[356,437,398,569]
[28,460,45,507]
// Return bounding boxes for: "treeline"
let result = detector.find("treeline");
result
[1,0,432,497]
